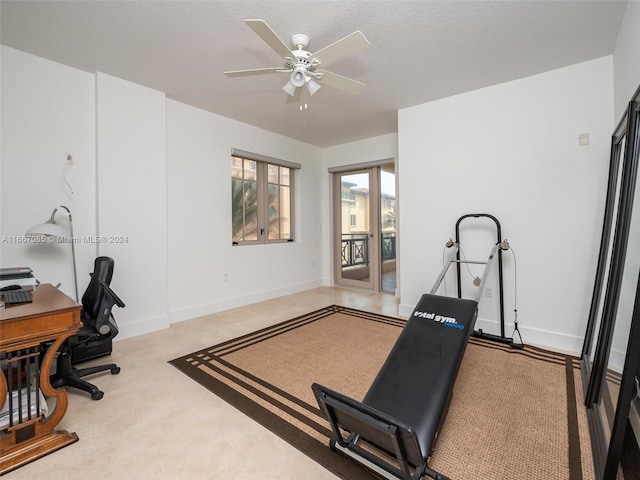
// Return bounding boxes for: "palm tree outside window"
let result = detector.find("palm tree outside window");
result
[232,153,297,244]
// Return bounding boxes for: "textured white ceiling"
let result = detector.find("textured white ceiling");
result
[0,0,628,147]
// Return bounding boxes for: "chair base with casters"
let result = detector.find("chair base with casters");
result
[51,345,120,400]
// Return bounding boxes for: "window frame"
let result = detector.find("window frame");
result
[231,149,299,246]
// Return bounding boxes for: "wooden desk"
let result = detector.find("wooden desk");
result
[0,284,81,475]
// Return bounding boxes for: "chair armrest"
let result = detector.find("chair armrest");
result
[99,280,125,308]
[90,281,125,335]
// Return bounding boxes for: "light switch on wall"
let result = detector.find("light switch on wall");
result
[578,133,589,146]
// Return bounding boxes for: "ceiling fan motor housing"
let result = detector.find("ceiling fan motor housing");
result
[290,33,310,50]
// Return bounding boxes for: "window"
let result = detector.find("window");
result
[231,150,298,244]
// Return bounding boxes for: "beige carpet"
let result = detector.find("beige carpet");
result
[170,305,596,479]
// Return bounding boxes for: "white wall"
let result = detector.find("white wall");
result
[96,73,168,338]
[398,57,614,353]
[322,133,398,284]
[0,46,96,300]
[613,0,640,120]
[166,100,325,322]
[323,134,398,171]
[1,47,326,340]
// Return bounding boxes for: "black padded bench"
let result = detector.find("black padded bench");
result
[312,293,478,480]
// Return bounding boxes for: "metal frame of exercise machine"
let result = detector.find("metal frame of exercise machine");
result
[438,213,522,349]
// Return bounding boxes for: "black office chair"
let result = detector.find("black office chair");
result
[51,256,125,400]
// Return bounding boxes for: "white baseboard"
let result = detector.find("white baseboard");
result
[398,303,583,354]
[113,278,329,341]
[116,313,170,341]
[398,303,414,318]
[168,279,326,325]
[473,317,583,354]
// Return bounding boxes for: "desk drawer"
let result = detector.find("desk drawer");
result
[0,310,80,350]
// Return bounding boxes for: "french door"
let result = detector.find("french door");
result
[333,164,396,293]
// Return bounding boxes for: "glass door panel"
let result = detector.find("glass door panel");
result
[335,171,376,289]
[380,164,397,294]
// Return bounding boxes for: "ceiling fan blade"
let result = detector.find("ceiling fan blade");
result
[311,31,370,67]
[224,67,283,77]
[245,19,292,59]
[319,70,366,95]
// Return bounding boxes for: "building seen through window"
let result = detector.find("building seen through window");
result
[232,154,294,244]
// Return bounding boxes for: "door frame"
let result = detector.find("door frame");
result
[329,158,397,292]
[327,157,400,296]
[332,167,381,292]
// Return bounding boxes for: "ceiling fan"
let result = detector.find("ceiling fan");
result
[224,19,370,99]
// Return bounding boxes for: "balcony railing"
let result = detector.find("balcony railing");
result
[341,232,396,267]
[381,232,396,261]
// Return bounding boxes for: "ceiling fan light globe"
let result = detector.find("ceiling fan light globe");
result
[282,80,296,96]
[306,78,321,96]
[290,67,307,87]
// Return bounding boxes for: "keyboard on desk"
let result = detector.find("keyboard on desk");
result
[2,289,33,305]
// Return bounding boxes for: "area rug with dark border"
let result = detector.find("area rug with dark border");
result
[169,305,597,479]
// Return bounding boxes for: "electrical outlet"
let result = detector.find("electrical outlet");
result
[485,286,493,298]
[65,152,74,165]
[223,273,228,282]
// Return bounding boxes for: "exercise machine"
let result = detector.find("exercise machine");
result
[312,213,523,479]
[444,213,522,349]
[312,224,507,480]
